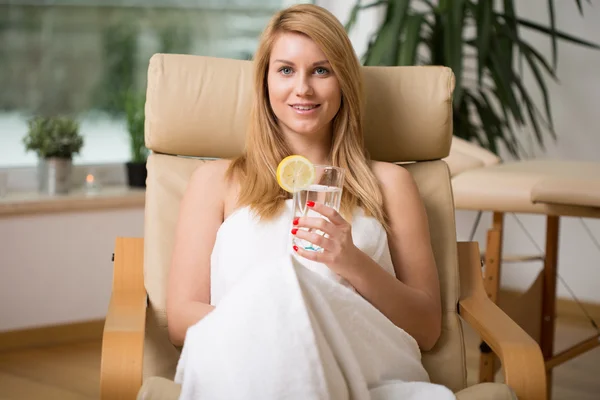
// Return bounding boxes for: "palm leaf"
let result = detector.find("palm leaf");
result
[397,13,425,65]
[548,0,558,68]
[500,14,600,50]
[473,0,492,86]
[443,0,466,104]
[364,0,410,66]
[512,73,546,146]
[349,0,600,157]
[502,0,520,73]
[575,0,584,15]
[493,21,556,133]
[479,89,519,155]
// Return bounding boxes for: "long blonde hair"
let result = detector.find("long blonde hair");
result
[227,4,387,227]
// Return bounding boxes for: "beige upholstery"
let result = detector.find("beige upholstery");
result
[444,136,501,177]
[146,54,453,162]
[139,53,517,398]
[452,159,600,218]
[532,177,600,208]
[137,377,516,400]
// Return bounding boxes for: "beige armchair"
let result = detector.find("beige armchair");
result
[100,54,547,400]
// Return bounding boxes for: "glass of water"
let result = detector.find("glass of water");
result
[291,165,345,252]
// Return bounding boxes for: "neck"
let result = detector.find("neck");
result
[284,127,333,166]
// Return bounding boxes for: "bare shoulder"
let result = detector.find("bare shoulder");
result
[187,159,233,193]
[189,158,231,182]
[185,159,235,210]
[371,160,417,197]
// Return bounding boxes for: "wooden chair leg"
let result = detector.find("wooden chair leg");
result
[479,212,504,383]
[541,215,560,399]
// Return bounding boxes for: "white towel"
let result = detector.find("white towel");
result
[174,203,455,400]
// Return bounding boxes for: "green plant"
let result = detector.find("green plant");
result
[347,0,600,158]
[124,90,148,164]
[23,116,83,159]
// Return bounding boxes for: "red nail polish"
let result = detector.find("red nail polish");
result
[293,245,299,252]
[293,218,299,225]
[291,228,298,235]
[306,201,315,207]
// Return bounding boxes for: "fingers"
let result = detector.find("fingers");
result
[305,201,346,226]
[293,227,331,250]
[293,216,335,235]
[293,245,328,263]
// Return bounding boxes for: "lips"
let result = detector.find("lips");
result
[290,104,320,111]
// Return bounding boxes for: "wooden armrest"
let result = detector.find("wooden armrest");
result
[457,241,547,400]
[100,237,147,400]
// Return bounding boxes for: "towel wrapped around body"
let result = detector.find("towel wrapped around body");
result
[175,200,455,400]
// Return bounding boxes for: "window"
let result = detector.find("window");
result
[0,0,307,168]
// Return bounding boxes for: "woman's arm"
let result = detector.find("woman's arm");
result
[293,162,442,350]
[166,159,231,347]
[350,162,442,350]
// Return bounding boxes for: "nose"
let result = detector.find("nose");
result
[295,75,313,97]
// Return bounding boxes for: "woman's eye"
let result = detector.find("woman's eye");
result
[279,67,293,75]
[314,67,329,75]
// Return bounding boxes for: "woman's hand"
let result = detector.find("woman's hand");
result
[292,200,362,277]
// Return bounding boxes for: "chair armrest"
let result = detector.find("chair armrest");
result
[457,241,547,400]
[101,237,147,400]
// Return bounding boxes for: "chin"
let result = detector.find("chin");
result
[290,125,323,136]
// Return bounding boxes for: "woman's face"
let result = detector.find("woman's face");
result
[267,32,341,140]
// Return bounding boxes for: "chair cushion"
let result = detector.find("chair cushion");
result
[404,161,466,392]
[455,383,517,400]
[443,137,501,177]
[452,159,600,218]
[143,155,467,391]
[136,377,515,400]
[137,377,181,400]
[145,54,454,162]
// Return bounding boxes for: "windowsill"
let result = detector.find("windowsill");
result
[0,185,145,217]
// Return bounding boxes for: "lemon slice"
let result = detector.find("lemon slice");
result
[276,155,315,193]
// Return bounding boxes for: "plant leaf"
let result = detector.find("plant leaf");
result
[575,0,584,15]
[344,0,361,32]
[397,13,425,65]
[512,74,548,146]
[502,0,520,73]
[453,89,483,148]
[548,0,558,68]
[364,0,411,66]
[500,13,600,49]
[493,20,559,83]
[479,89,519,156]
[444,0,466,104]
[474,0,492,86]
[488,49,523,123]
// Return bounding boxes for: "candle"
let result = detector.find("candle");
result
[84,172,101,195]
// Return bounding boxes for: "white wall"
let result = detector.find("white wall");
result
[0,209,144,331]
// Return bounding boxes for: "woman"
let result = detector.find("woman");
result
[169,4,453,399]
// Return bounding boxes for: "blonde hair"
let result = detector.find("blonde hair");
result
[227,4,387,228]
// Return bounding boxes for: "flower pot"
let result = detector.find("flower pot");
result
[126,161,147,188]
[38,157,72,195]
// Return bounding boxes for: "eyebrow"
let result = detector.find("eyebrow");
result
[273,59,330,66]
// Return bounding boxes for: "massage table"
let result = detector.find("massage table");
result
[445,137,600,395]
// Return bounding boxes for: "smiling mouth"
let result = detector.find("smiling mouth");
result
[290,104,320,111]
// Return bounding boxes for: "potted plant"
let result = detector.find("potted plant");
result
[23,115,84,195]
[124,90,149,188]
[346,0,600,158]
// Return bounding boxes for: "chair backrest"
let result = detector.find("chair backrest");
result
[143,53,466,392]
